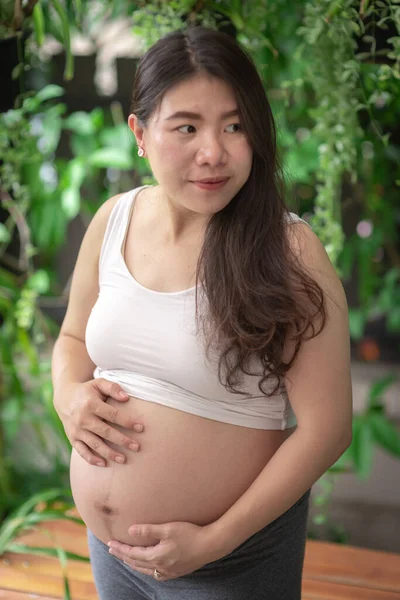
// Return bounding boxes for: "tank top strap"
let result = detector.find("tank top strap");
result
[99,186,143,274]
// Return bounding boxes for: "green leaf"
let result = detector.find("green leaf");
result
[369,413,400,457]
[36,85,65,104]
[16,511,83,528]
[70,133,97,157]
[17,329,38,368]
[348,308,365,340]
[0,223,11,243]
[68,159,86,188]
[99,123,133,152]
[52,0,74,80]
[64,112,96,135]
[387,307,400,331]
[61,187,81,219]
[40,107,64,153]
[382,132,391,147]
[384,268,400,288]
[31,197,57,251]
[22,96,40,113]
[0,396,20,445]
[88,148,134,170]
[0,396,22,424]
[12,62,24,81]
[378,287,394,312]
[26,270,50,294]
[312,514,326,525]
[6,489,72,521]
[56,546,71,600]
[368,374,397,407]
[313,494,328,506]
[33,3,45,46]
[73,0,83,23]
[338,242,354,279]
[90,107,104,130]
[0,267,17,289]
[351,416,374,479]
[6,543,89,562]
[3,108,23,127]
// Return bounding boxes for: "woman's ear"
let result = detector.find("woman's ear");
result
[128,114,145,149]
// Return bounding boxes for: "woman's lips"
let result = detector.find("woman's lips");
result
[191,178,229,191]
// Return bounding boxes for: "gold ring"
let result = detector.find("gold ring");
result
[153,568,162,579]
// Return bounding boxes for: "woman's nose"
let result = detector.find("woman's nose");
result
[196,135,227,166]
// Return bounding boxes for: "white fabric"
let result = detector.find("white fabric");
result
[85,186,311,430]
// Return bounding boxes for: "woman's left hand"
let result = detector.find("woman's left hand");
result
[107,521,220,581]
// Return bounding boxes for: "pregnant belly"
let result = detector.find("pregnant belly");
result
[70,395,294,546]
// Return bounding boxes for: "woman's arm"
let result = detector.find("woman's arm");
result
[52,193,145,466]
[206,222,353,557]
[206,426,350,558]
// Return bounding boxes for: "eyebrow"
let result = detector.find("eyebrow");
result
[165,109,240,121]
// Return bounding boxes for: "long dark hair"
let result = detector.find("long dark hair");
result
[131,26,327,396]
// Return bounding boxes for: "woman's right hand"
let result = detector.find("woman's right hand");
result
[54,378,144,467]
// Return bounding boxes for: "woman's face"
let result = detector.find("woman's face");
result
[128,73,253,221]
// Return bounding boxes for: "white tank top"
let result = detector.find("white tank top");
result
[85,186,311,430]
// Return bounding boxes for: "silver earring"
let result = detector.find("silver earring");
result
[138,147,144,157]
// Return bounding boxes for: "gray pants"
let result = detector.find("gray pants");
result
[87,488,311,600]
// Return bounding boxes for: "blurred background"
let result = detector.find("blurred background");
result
[0,0,399,559]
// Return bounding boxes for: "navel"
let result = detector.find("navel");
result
[95,502,119,517]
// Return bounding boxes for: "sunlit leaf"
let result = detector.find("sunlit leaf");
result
[61,187,81,219]
[88,148,134,170]
[35,85,65,104]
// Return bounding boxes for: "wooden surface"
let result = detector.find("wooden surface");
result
[1,518,400,599]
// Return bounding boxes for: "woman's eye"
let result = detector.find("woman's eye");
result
[226,123,241,133]
[177,123,242,134]
[177,125,196,134]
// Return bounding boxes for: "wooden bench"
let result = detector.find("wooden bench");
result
[1,517,400,599]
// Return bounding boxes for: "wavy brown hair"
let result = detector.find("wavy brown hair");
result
[131,26,327,396]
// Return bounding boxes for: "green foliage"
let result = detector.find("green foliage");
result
[294,2,361,265]
[0,488,88,600]
[0,86,152,260]
[0,1,75,80]
[0,85,155,522]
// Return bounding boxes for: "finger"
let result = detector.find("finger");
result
[131,566,161,578]
[90,419,140,453]
[83,432,127,464]
[121,559,162,580]
[128,524,164,539]
[108,541,157,562]
[126,558,154,570]
[94,400,145,433]
[115,552,151,570]
[93,378,130,402]
[112,552,165,580]
[73,440,106,467]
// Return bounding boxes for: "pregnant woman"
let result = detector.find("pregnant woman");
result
[52,26,353,600]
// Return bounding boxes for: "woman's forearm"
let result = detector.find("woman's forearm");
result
[206,428,351,559]
[51,334,96,411]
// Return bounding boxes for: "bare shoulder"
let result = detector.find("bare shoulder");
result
[285,219,347,312]
[75,191,126,270]
[59,192,125,341]
[91,192,125,239]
